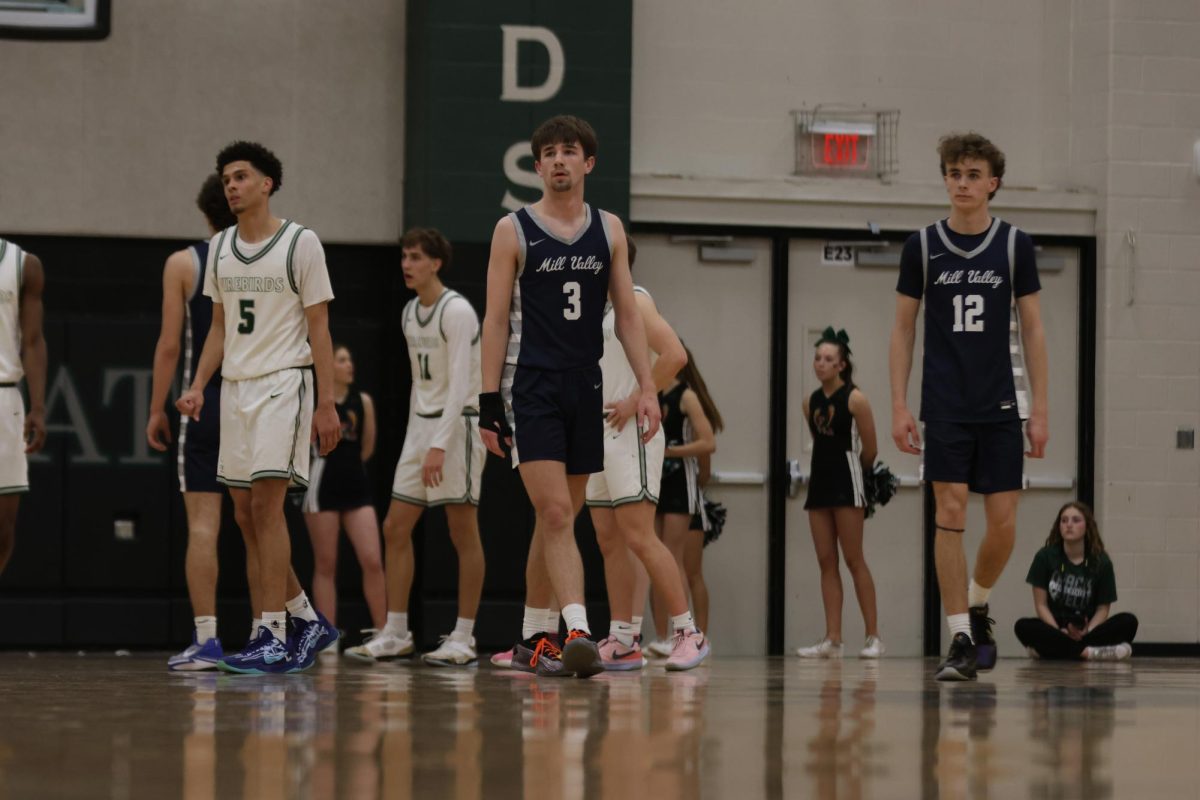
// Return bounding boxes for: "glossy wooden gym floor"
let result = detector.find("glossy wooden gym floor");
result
[0,653,1192,799]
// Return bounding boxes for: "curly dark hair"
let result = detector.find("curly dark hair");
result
[195,174,236,230]
[216,141,283,195]
[937,132,1005,200]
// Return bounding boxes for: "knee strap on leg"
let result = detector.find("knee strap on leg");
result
[936,523,966,534]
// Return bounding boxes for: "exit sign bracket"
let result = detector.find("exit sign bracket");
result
[792,106,899,179]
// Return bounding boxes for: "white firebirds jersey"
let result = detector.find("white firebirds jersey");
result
[204,221,334,381]
[0,239,24,383]
[402,289,481,450]
[597,285,652,405]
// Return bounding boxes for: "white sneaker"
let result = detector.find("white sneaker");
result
[344,629,413,662]
[859,636,886,658]
[422,635,478,667]
[1083,643,1132,661]
[645,639,673,659]
[795,639,843,659]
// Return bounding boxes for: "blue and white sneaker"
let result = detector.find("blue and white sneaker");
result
[167,633,223,672]
[314,610,340,655]
[217,626,292,675]
[288,616,326,673]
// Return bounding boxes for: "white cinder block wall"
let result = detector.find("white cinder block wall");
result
[1086,0,1200,643]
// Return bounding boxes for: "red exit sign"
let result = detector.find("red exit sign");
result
[812,131,872,170]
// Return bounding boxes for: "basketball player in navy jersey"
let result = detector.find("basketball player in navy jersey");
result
[890,133,1049,681]
[478,115,661,678]
[148,175,250,670]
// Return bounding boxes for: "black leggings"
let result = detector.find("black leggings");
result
[1013,612,1139,660]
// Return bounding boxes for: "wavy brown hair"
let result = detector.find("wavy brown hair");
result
[1045,501,1106,564]
[677,343,724,434]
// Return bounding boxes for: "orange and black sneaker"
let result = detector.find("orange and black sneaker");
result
[512,633,568,677]
[561,629,604,679]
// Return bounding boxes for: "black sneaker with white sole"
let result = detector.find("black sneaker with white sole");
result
[935,632,978,681]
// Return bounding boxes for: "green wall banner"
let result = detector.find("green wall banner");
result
[405,1,632,243]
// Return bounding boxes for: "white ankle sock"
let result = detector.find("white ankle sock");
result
[967,580,991,608]
[194,616,217,643]
[285,592,319,623]
[561,603,590,635]
[948,613,972,643]
[522,607,546,640]
[632,615,643,631]
[541,608,561,635]
[451,617,474,642]
[263,611,287,643]
[671,611,696,633]
[384,611,409,638]
[610,620,635,648]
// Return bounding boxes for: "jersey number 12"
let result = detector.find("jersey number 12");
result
[952,294,984,332]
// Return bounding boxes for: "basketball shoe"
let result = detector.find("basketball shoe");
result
[168,633,223,672]
[665,628,710,671]
[597,635,644,671]
[561,630,604,678]
[218,626,292,675]
[969,605,996,670]
[511,632,568,677]
[345,629,414,663]
[935,632,978,681]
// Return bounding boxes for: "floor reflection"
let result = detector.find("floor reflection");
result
[0,655,1193,799]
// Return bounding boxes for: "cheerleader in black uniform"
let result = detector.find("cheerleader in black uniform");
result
[796,329,884,658]
[645,345,724,657]
[302,345,387,632]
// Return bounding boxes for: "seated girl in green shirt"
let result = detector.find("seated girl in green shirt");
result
[1014,501,1137,661]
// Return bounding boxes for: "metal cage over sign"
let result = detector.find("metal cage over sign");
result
[792,105,899,179]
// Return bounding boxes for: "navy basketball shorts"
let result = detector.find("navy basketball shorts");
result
[510,365,603,475]
[923,419,1023,494]
[178,382,222,494]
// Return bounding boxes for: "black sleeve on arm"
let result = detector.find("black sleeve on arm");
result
[1013,230,1041,297]
[896,233,925,299]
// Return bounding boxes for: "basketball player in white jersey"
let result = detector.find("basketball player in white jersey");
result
[587,237,709,671]
[148,174,256,670]
[0,238,47,579]
[346,228,486,667]
[178,141,341,675]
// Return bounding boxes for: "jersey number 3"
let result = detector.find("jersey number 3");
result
[563,281,581,321]
[952,294,984,332]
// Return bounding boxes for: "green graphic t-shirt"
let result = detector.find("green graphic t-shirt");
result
[1025,544,1117,626]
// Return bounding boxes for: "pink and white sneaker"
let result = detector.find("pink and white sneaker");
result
[598,635,645,671]
[490,647,514,669]
[666,628,710,671]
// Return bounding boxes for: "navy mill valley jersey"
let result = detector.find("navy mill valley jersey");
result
[897,218,1040,423]
[505,205,611,371]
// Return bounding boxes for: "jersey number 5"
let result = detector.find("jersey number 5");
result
[237,299,255,334]
[952,294,984,332]
[563,281,581,320]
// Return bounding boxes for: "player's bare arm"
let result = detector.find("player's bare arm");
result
[176,302,225,421]
[889,293,922,455]
[606,214,660,441]
[360,391,376,463]
[663,388,715,459]
[478,217,518,457]
[147,250,191,451]
[848,388,879,469]
[306,301,341,457]
[605,291,686,432]
[1017,291,1049,458]
[18,254,47,455]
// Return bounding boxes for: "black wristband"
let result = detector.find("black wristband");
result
[478,392,512,441]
